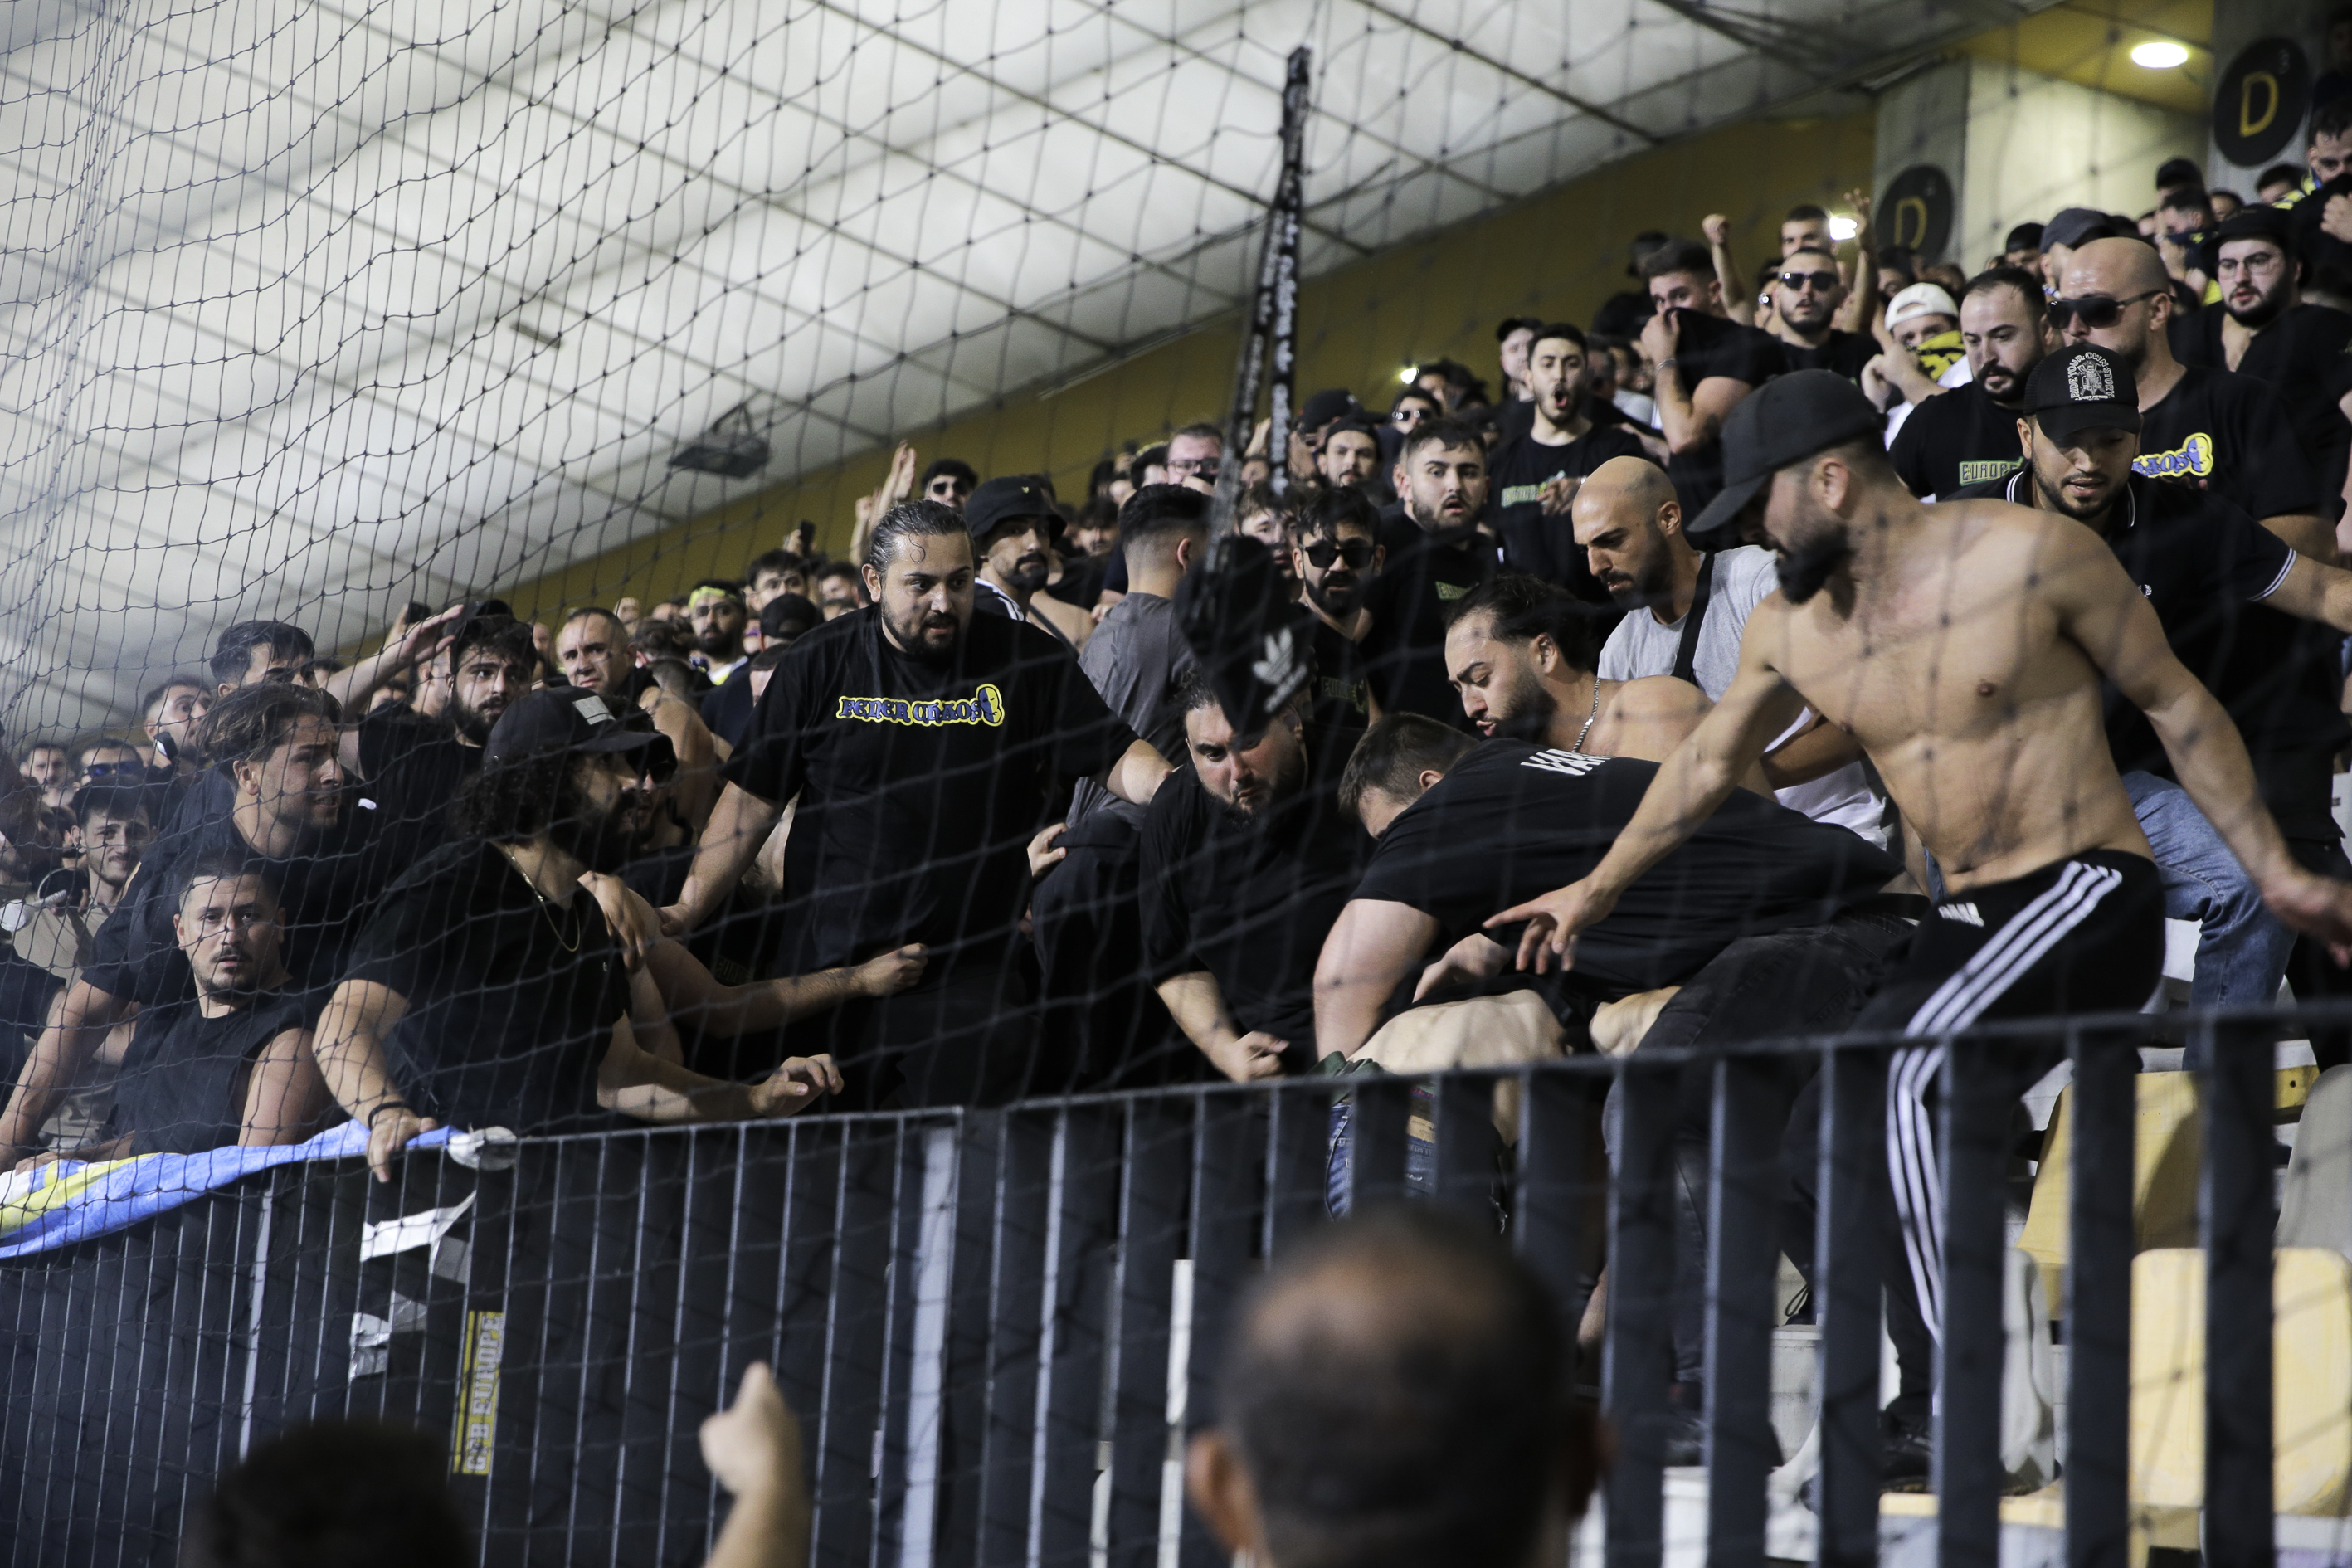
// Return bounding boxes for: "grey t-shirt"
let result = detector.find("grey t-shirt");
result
[1597,545,1883,840]
[1069,591,1193,826]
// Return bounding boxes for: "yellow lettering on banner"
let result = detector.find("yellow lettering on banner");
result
[1893,196,1930,250]
[2242,71,2279,139]
[834,683,1007,728]
[450,1310,504,1477]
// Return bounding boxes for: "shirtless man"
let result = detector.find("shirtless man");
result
[1491,369,2352,1357]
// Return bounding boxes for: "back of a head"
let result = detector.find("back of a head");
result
[1336,713,1477,821]
[1119,483,1212,562]
[183,1419,468,1568]
[1217,1205,1583,1568]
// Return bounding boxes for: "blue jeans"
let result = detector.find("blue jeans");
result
[2123,771,2294,1010]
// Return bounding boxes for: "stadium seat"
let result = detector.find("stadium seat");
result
[2015,1074,2203,1316]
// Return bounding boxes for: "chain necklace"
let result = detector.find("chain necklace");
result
[502,850,582,953]
[1570,676,1604,754]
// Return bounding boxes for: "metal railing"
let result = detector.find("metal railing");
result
[0,1005,2325,1566]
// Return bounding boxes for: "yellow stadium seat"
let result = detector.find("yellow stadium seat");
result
[2017,1073,2202,1316]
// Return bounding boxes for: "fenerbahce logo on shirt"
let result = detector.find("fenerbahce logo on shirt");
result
[2132,432,2215,481]
[836,684,1007,728]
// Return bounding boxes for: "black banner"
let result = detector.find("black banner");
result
[2215,37,2311,168]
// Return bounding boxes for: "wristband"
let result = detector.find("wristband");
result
[366,1103,411,1129]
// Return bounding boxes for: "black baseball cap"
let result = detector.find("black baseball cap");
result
[2023,343,2140,443]
[1298,388,1359,430]
[1685,370,1885,549]
[2004,222,2045,253]
[2042,207,2116,252]
[963,476,1056,543]
[2199,205,2296,275]
[484,687,665,768]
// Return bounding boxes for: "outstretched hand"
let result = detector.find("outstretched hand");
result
[1483,879,1620,974]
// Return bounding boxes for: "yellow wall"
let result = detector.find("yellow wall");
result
[507,110,1876,622]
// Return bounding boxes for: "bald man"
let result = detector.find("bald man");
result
[2055,237,2328,559]
[1571,457,1881,838]
[1185,1206,1598,1568]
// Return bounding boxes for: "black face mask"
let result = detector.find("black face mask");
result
[1775,528,1854,604]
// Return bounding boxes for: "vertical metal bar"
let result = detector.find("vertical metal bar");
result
[611,1132,683,1568]
[1263,1083,1327,1249]
[1605,1059,1678,1568]
[810,1118,902,1567]
[2203,1015,2275,1568]
[872,1119,936,1568]
[1183,1092,1266,1568]
[935,1111,1005,1568]
[1433,1073,1496,1215]
[2067,1025,2135,1568]
[1814,1045,1884,1568]
[976,1110,1054,1564]
[1934,1037,2007,1568]
[1031,1106,1121,1565]
[1103,1100,1189,1566]
[1512,1069,1590,1342]
[1703,1054,1780,1568]
[1345,1076,1410,1213]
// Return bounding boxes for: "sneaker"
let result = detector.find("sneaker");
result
[1882,1404,1931,1491]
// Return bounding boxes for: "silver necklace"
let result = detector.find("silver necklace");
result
[1570,677,1603,754]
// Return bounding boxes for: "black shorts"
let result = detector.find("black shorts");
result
[1853,849,2164,1036]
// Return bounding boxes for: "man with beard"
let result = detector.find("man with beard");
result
[1573,457,1882,836]
[1358,419,1497,725]
[45,855,327,1159]
[1142,670,1369,1079]
[1483,325,1648,597]
[685,582,751,683]
[659,500,1171,1107]
[2055,237,2327,559]
[1315,421,1385,494]
[2169,207,2352,494]
[1890,268,2054,499]
[0,683,405,1166]
[1766,246,1877,380]
[1489,369,2352,1420]
[310,689,876,1180]
[1289,487,1385,743]
[351,609,538,867]
[967,476,1095,649]
[1441,572,1717,768]
[1947,344,2352,1015]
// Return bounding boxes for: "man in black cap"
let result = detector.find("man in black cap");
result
[1492,368,2352,1378]
[2038,207,2119,289]
[1948,343,2352,1015]
[2169,206,2352,489]
[967,475,1094,648]
[312,687,869,1181]
[660,499,1171,1107]
[1889,266,2057,499]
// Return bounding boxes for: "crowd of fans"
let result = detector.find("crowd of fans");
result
[19,111,2352,1485]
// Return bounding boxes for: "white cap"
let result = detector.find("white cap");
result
[1886,281,1960,328]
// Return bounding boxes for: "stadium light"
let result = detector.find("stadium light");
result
[1829,215,1859,241]
[2130,41,2188,69]
[1398,364,1417,383]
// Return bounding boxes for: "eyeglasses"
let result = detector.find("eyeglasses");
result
[1300,538,1376,569]
[2215,251,2285,277]
[1777,270,1838,293]
[2046,289,2164,329]
[1166,457,1220,479]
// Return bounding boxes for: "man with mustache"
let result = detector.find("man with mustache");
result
[968,475,1094,650]
[1888,267,2056,499]
[660,500,1171,1107]
[1491,368,2352,1424]
[1288,486,1385,745]
[1483,324,1648,597]
[1358,418,1497,726]
[309,689,876,1181]
[2169,207,2352,497]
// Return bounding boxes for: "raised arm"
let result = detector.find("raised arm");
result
[321,605,463,721]
[1312,898,1442,1061]
[1834,191,1875,334]
[1703,215,1751,326]
[1486,623,1806,971]
[662,782,783,936]
[2053,523,2352,953]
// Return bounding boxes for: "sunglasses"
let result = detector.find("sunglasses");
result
[83,762,141,779]
[1300,538,1375,569]
[1778,270,1838,292]
[2046,289,2163,329]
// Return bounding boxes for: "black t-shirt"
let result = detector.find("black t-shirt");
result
[1889,382,2026,499]
[1486,426,1650,599]
[1138,739,1371,1050]
[1949,470,2348,837]
[1351,743,1899,1002]
[84,806,398,1008]
[1661,310,1788,516]
[725,607,1137,976]
[1778,329,1879,381]
[700,675,759,751]
[341,839,631,1134]
[357,709,475,864]
[1357,523,1497,727]
[0,947,62,1088]
[112,991,311,1155]
[2135,364,2320,522]
[2169,303,2352,484]
[1299,612,1373,743]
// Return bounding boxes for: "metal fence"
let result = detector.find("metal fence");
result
[0,1006,2318,1567]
